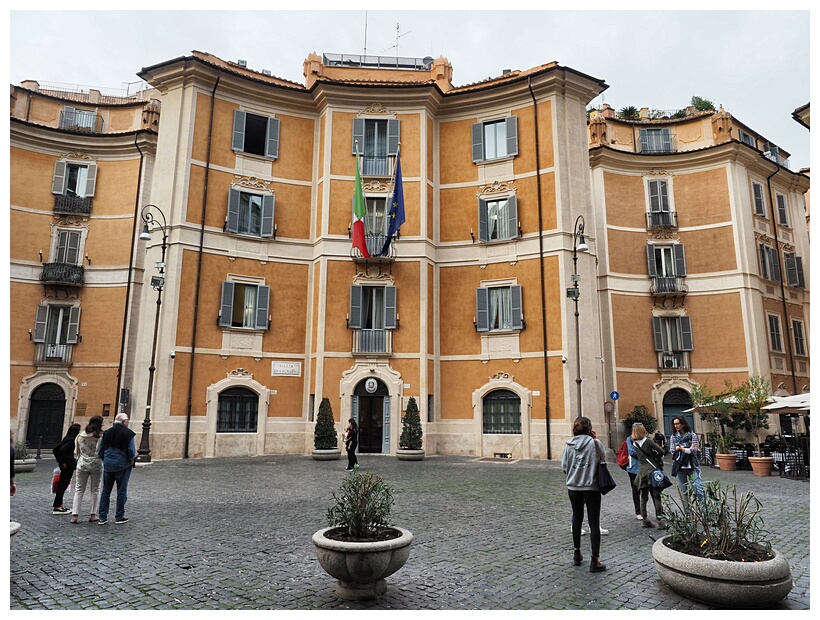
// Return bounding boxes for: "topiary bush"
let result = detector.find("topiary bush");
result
[399,397,423,450]
[621,404,657,435]
[314,397,338,450]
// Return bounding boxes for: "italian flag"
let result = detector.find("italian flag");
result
[352,150,370,258]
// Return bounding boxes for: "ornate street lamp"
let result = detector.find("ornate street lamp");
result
[567,215,589,417]
[136,205,168,463]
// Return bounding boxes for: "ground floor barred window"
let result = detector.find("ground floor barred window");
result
[217,387,258,433]
[482,389,521,434]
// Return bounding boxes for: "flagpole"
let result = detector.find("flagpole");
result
[387,141,400,202]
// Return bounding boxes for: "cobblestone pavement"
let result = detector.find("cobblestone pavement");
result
[9,452,810,611]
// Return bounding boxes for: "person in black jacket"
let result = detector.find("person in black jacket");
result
[52,423,81,514]
[344,418,359,471]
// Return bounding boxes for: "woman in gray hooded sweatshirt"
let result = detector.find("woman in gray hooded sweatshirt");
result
[561,416,606,573]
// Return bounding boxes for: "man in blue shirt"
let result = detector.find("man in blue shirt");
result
[97,413,136,525]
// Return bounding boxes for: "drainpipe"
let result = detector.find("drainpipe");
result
[764,162,797,393]
[528,76,552,460]
[183,68,221,458]
[115,133,145,411]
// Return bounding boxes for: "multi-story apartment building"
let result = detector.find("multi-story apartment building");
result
[587,104,810,437]
[9,81,159,450]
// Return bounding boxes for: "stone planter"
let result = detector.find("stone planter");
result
[748,456,774,477]
[312,526,413,600]
[715,453,737,471]
[652,536,792,608]
[11,521,21,547]
[312,448,342,461]
[396,448,425,461]
[14,459,37,473]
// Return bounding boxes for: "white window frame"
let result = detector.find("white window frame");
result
[352,117,399,176]
[218,275,270,331]
[639,127,673,153]
[768,314,783,353]
[478,194,518,242]
[792,319,806,356]
[738,129,756,147]
[52,160,97,197]
[759,244,781,282]
[51,228,86,265]
[348,284,397,331]
[472,116,519,163]
[232,110,280,159]
[475,279,523,332]
[226,188,274,238]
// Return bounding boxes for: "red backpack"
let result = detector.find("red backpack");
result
[616,440,629,470]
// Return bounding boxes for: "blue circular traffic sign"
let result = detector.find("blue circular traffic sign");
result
[610,391,620,401]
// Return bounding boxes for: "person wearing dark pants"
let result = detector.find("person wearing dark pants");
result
[344,418,359,471]
[562,416,607,573]
[52,424,81,514]
[625,435,643,521]
[97,413,136,525]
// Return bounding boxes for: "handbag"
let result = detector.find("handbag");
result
[671,450,692,477]
[594,441,617,495]
[637,441,673,491]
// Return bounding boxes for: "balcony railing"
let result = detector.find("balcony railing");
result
[639,133,677,154]
[361,155,395,177]
[351,234,397,261]
[35,343,74,365]
[40,263,85,287]
[658,351,689,371]
[647,211,678,229]
[59,109,104,133]
[53,194,93,215]
[352,329,393,356]
[650,276,688,295]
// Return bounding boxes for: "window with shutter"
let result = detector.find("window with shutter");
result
[352,118,400,175]
[478,196,518,242]
[348,285,397,330]
[768,315,783,352]
[219,280,270,330]
[640,128,673,153]
[471,117,519,163]
[776,194,789,226]
[752,182,766,216]
[232,110,280,159]
[52,162,96,197]
[55,230,82,265]
[226,189,274,237]
[792,320,806,356]
[475,285,524,331]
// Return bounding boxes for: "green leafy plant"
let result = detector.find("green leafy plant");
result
[399,397,423,450]
[690,95,715,112]
[326,472,394,540]
[692,382,734,453]
[621,405,657,434]
[313,397,338,450]
[618,105,640,120]
[662,482,773,562]
[13,439,30,461]
[729,375,771,456]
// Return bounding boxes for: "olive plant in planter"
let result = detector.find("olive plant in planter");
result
[730,375,773,476]
[312,471,413,600]
[312,397,341,461]
[397,396,424,461]
[13,439,36,473]
[653,481,792,608]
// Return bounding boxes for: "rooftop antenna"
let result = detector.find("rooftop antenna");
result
[363,11,368,57]
[381,22,411,57]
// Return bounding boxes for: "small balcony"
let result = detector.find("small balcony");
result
[53,194,93,216]
[59,109,104,133]
[650,276,688,296]
[361,155,395,177]
[35,343,74,365]
[351,234,397,266]
[647,211,678,230]
[352,329,393,356]
[639,133,677,154]
[40,263,84,287]
[658,350,689,371]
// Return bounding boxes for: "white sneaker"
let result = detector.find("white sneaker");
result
[599,527,610,535]
[636,514,643,520]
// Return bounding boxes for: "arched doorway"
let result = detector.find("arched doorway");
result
[662,388,693,436]
[353,378,390,454]
[27,383,67,450]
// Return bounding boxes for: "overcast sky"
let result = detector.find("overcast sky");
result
[7,7,813,171]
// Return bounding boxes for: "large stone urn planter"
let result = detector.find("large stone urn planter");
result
[14,459,37,473]
[652,536,792,608]
[715,453,737,471]
[312,526,413,600]
[396,448,425,461]
[748,456,774,477]
[312,448,342,461]
[11,521,21,547]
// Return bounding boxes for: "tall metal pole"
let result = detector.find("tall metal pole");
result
[571,215,588,419]
[137,205,167,463]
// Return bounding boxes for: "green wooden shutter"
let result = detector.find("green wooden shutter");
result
[255,285,270,330]
[478,198,489,242]
[349,285,363,329]
[673,244,686,277]
[510,285,523,330]
[352,118,365,154]
[505,116,518,157]
[265,117,280,159]
[646,245,657,277]
[232,110,246,152]
[680,316,694,351]
[52,161,67,194]
[227,189,241,233]
[506,195,518,237]
[475,288,489,332]
[85,163,97,197]
[260,194,275,237]
[652,317,663,351]
[66,307,81,344]
[387,119,400,156]
[471,122,484,162]
[384,286,397,329]
[33,306,48,343]
[219,282,234,327]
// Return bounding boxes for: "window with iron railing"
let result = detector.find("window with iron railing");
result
[216,387,259,433]
[353,118,399,176]
[482,389,522,434]
[60,107,102,132]
[640,127,675,153]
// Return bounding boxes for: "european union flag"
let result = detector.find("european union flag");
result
[380,152,406,256]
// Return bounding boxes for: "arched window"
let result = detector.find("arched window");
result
[217,387,259,433]
[482,389,521,434]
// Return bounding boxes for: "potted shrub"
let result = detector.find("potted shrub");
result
[397,396,424,461]
[13,439,36,473]
[312,397,341,461]
[312,471,413,600]
[692,383,737,470]
[653,481,792,608]
[731,375,773,476]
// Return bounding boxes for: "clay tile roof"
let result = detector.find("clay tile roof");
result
[450,62,559,93]
[191,50,307,90]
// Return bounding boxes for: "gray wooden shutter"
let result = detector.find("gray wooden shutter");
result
[383,286,397,329]
[660,127,672,151]
[260,194,275,237]
[646,245,657,277]
[759,245,768,279]
[640,129,649,152]
[649,180,667,212]
[753,183,765,215]
[85,163,97,197]
[66,307,81,344]
[471,122,484,163]
[64,232,81,265]
[478,198,489,242]
[680,316,694,351]
[255,285,270,330]
[349,285,363,329]
[219,281,234,327]
[785,253,798,286]
[33,305,48,343]
[62,106,76,129]
[227,188,241,233]
[475,288,489,332]
[352,396,359,426]
[507,195,518,237]
[265,117,280,159]
[673,244,687,277]
[652,317,663,351]
[232,110,246,152]
[52,161,67,194]
[510,285,523,330]
[387,119,400,155]
[506,116,518,157]
[795,257,805,288]
[352,118,365,154]
[382,396,391,454]
[771,248,781,282]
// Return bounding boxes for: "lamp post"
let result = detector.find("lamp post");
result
[136,205,168,463]
[569,215,588,417]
